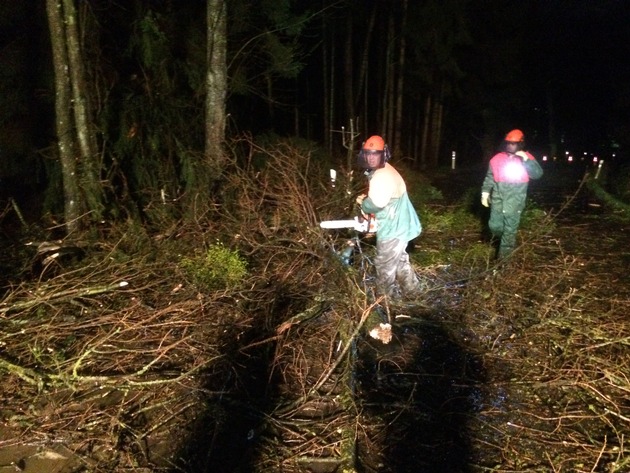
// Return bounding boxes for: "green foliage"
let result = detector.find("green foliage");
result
[414,241,493,268]
[134,11,169,70]
[449,241,494,266]
[420,186,481,233]
[413,205,489,267]
[602,161,630,204]
[265,33,303,78]
[588,175,630,218]
[103,5,208,226]
[520,203,555,234]
[181,242,248,291]
[402,175,487,267]
[399,167,444,209]
[421,205,480,234]
[229,0,309,99]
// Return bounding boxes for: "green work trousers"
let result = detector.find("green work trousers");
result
[488,208,522,258]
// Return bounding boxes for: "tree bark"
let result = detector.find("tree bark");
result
[205,0,228,180]
[430,96,443,168]
[393,0,408,158]
[62,0,103,219]
[384,12,395,143]
[419,94,431,169]
[355,3,376,131]
[46,0,104,233]
[343,16,354,124]
[46,0,82,233]
[322,14,332,153]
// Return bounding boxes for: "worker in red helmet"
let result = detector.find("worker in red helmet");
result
[481,129,543,259]
[356,135,423,301]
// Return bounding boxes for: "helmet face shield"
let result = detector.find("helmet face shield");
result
[358,149,385,170]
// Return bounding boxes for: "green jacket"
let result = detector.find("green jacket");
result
[361,163,421,242]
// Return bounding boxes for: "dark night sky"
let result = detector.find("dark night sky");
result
[522,0,630,153]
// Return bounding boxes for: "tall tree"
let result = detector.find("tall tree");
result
[205,0,228,182]
[407,0,469,168]
[342,8,355,125]
[393,0,408,157]
[227,0,309,136]
[354,2,377,131]
[46,0,103,232]
[321,5,334,153]
[383,9,395,144]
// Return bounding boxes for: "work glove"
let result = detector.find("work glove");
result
[515,151,529,162]
[481,192,490,208]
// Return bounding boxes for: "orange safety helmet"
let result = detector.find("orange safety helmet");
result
[358,135,389,170]
[505,129,524,142]
[363,135,385,151]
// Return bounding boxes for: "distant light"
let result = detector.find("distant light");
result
[542,155,548,162]
[567,155,573,162]
[593,156,598,163]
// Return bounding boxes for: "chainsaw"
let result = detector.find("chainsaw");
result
[319,213,377,233]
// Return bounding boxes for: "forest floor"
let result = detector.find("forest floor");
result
[0,147,629,472]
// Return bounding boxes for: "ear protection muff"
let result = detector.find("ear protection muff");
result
[383,144,391,162]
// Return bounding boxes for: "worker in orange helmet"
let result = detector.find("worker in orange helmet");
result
[356,135,423,301]
[481,129,543,259]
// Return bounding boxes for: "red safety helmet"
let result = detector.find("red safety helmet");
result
[505,129,524,142]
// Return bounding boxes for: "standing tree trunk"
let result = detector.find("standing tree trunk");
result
[418,94,431,169]
[547,84,557,160]
[46,0,84,233]
[355,5,377,120]
[355,2,376,133]
[322,15,333,154]
[205,0,228,184]
[62,0,103,219]
[429,95,443,169]
[343,18,355,126]
[384,11,395,143]
[393,0,408,158]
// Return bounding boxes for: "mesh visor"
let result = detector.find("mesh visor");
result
[358,149,384,169]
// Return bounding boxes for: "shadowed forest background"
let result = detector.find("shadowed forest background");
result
[1,1,630,473]
[1,0,629,225]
